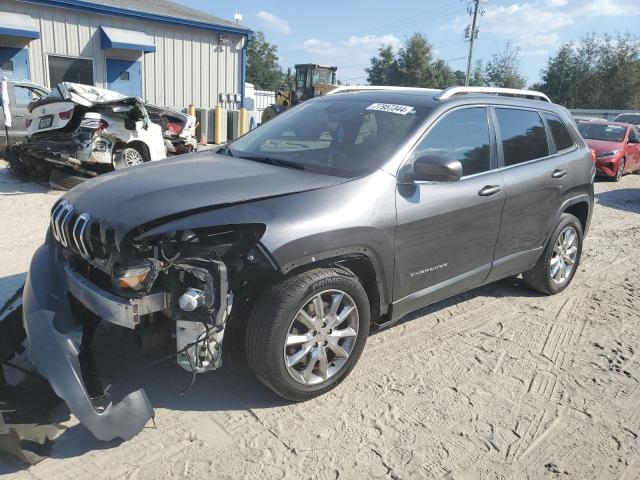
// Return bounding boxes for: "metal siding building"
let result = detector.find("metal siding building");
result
[0,0,251,109]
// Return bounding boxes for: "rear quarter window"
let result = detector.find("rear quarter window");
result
[543,113,576,151]
[496,108,549,166]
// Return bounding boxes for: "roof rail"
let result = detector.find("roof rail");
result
[326,85,441,95]
[435,86,551,103]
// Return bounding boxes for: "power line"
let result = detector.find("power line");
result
[337,3,460,41]
[321,4,462,47]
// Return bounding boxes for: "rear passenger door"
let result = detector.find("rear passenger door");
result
[393,106,505,318]
[489,107,574,280]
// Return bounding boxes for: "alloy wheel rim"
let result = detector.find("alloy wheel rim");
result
[550,226,578,285]
[617,159,625,180]
[124,149,144,167]
[283,289,359,385]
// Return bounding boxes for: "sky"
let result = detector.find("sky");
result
[175,0,640,86]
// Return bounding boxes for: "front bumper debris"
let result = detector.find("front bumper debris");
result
[22,243,154,441]
[64,262,169,330]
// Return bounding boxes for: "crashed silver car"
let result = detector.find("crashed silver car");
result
[13,83,195,181]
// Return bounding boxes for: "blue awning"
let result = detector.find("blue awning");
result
[0,12,39,39]
[99,26,156,53]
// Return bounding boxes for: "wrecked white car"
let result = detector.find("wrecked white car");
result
[11,83,195,185]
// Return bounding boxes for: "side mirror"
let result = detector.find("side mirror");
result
[402,154,463,183]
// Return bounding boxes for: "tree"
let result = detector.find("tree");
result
[246,31,285,90]
[484,43,526,89]
[396,33,437,87]
[468,60,486,86]
[538,33,640,109]
[366,45,398,85]
[366,33,460,88]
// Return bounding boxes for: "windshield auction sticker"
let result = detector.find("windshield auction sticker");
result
[366,103,415,115]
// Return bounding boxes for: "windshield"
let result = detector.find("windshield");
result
[313,68,335,85]
[230,98,428,177]
[614,114,640,124]
[577,123,627,142]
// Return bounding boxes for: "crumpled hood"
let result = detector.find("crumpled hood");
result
[62,151,347,242]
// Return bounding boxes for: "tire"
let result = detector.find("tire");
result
[48,168,88,191]
[113,145,148,170]
[245,268,371,401]
[614,157,625,182]
[5,145,29,179]
[523,213,583,295]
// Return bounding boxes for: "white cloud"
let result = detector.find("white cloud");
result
[580,0,637,16]
[451,0,639,53]
[299,34,401,82]
[255,11,291,35]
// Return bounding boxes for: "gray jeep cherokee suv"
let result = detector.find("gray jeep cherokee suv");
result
[23,86,594,440]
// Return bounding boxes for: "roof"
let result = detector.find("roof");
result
[318,87,570,116]
[295,64,337,71]
[578,120,630,128]
[25,0,251,34]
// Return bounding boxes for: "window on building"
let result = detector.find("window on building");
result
[415,107,491,176]
[120,71,129,81]
[543,113,575,151]
[48,55,94,87]
[496,108,549,166]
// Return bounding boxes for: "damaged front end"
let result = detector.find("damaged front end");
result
[23,199,268,441]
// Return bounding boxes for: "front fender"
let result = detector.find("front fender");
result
[135,170,398,309]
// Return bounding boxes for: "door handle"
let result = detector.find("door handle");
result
[552,168,568,178]
[478,185,501,196]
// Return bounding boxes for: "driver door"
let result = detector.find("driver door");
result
[393,106,505,319]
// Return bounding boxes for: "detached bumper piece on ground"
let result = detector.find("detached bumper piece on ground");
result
[22,244,155,441]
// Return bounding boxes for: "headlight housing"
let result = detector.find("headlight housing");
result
[596,149,620,159]
[112,261,152,293]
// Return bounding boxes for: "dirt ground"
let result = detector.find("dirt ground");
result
[1,160,639,479]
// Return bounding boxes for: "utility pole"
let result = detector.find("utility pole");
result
[464,0,482,86]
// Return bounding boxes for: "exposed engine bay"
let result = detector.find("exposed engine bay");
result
[22,194,273,441]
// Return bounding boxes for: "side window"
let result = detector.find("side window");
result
[629,127,639,142]
[496,108,549,166]
[543,113,575,151]
[415,107,491,176]
[13,86,36,107]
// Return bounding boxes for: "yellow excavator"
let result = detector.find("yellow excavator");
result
[261,63,338,123]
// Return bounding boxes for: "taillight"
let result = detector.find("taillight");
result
[26,118,32,128]
[59,108,73,120]
[590,148,596,162]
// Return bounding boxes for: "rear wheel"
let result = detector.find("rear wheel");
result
[523,213,583,295]
[113,145,148,169]
[245,268,370,401]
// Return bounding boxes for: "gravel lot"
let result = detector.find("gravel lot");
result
[1,160,639,479]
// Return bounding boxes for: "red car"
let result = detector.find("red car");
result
[577,121,640,181]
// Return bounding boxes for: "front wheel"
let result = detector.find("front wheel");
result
[523,213,583,295]
[614,157,625,182]
[245,268,370,401]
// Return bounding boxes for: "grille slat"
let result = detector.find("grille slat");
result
[51,200,95,259]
